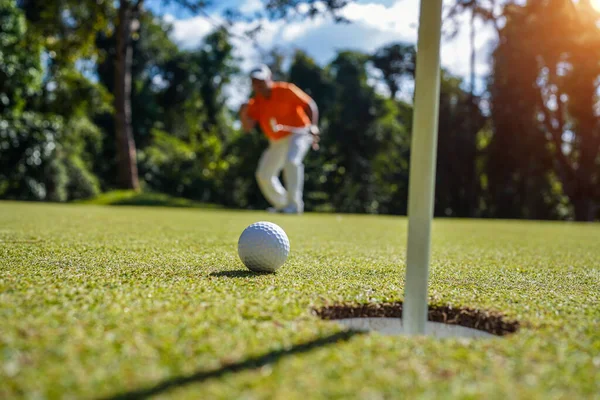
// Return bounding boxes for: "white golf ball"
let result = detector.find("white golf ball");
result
[238,221,290,273]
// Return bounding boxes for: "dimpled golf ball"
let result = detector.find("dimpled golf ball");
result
[238,221,290,272]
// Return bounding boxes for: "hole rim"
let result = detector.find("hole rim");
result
[313,302,520,337]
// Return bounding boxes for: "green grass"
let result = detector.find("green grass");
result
[76,190,222,209]
[1,201,599,399]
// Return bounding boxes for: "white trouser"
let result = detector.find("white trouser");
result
[255,132,312,211]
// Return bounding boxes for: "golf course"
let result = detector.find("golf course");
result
[1,201,599,399]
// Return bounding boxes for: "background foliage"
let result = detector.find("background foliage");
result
[1,0,599,221]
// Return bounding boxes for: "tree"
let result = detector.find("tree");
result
[488,0,600,220]
[0,0,42,115]
[444,0,507,96]
[2,0,104,202]
[288,50,336,115]
[113,0,142,190]
[558,0,600,220]
[193,28,239,134]
[18,0,112,66]
[435,71,487,217]
[370,43,416,100]
[324,51,406,213]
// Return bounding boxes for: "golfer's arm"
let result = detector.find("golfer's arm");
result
[239,103,256,132]
[305,98,319,127]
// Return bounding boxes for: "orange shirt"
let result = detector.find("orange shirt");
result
[246,82,312,140]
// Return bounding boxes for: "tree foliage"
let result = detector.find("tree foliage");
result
[487,0,600,220]
[371,43,416,100]
[0,0,42,114]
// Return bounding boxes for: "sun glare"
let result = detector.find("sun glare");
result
[591,0,600,13]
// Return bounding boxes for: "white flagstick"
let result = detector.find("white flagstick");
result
[403,0,443,335]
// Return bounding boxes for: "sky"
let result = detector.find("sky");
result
[145,0,498,107]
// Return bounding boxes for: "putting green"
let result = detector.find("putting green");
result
[1,201,599,399]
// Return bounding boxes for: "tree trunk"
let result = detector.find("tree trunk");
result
[469,6,476,98]
[467,6,478,217]
[114,0,139,190]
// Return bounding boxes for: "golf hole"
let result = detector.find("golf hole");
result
[314,302,519,338]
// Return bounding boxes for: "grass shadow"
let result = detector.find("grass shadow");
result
[101,330,362,400]
[209,269,274,278]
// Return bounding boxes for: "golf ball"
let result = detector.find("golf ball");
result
[238,221,290,272]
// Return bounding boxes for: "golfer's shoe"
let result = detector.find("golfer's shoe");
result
[267,207,281,213]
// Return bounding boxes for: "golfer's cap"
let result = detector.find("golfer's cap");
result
[250,64,272,81]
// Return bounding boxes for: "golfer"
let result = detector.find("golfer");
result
[239,64,320,214]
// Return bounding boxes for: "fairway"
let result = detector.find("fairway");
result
[1,202,599,399]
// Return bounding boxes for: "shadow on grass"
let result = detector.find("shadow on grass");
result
[209,269,273,278]
[101,330,362,400]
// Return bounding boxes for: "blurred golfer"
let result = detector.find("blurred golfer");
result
[239,64,320,214]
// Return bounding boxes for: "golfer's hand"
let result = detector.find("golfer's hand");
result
[309,125,320,150]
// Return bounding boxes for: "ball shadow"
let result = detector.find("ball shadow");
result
[209,269,275,278]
